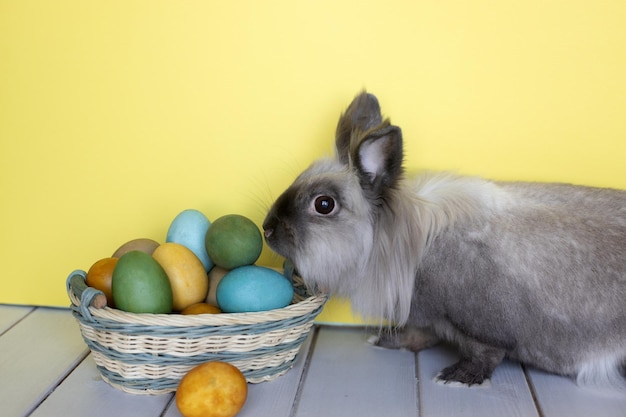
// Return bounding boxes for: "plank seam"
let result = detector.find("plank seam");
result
[289,324,320,417]
[0,305,37,337]
[23,349,91,417]
[415,351,422,417]
[159,393,177,417]
[522,364,546,417]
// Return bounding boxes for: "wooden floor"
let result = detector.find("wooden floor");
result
[2,305,625,417]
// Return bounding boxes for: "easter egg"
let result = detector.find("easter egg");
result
[112,238,160,258]
[206,266,229,306]
[85,257,118,307]
[205,214,263,269]
[216,266,294,313]
[152,242,209,311]
[166,209,214,272]
[112,250,173,314]
[180,303,221,315]
[176,362,247,417]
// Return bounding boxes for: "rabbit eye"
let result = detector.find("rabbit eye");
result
[314,195,336,215]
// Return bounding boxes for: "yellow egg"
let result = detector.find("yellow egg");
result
[152,242,209,311]
[176,362,248,417]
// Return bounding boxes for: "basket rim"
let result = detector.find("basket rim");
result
[67,269,327,327]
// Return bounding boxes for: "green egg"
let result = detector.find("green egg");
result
[205,214,263,269]
[112,250,173,314]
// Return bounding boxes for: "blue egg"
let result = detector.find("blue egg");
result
[166,209,214,272]
[216,266,295,313]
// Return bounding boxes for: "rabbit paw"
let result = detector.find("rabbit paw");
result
[368,327,440,352]
[435,360,493,387]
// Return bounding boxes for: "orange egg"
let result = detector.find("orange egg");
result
[85,257,118,307]
[180,303,222,315]
[176,362,248,417]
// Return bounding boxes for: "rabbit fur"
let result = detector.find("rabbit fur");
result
[262,91,626,390]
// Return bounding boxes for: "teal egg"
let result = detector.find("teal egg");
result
[216,266,294,313]
[166,209,214,272]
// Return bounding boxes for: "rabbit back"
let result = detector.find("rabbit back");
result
[410,174,626,385]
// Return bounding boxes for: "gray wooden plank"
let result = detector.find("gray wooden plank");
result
[418,345,539,417]
[31,354,173,417]
[163,328,317,417]
[0,307,88,417]
[0,305,35,334]
[293,326,418,417]
[526,367,626,417]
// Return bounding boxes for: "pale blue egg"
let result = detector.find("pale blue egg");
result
[216,266,294,313]
[166,209,214,272]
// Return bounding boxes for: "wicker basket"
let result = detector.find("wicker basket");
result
[66,268,326,395]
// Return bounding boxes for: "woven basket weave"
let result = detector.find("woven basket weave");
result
[66,269,326,395]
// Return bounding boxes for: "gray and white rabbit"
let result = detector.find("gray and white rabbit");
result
[263,91,626,390]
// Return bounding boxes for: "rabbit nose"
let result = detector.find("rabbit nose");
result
[262,216,276,238]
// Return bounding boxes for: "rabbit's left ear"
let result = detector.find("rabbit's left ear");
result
[354,123,404,194]
[336,91,383,165]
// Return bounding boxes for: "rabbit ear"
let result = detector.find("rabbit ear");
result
[354,123,404,194]
[336,91,383,164]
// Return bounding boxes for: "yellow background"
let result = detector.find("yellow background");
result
[1,1,625,324]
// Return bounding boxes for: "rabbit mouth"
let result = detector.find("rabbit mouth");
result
[261,225,292,260]
[262,212,299,260]
[263,227,274,241]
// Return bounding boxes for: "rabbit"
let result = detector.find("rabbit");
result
[262,91,626,391]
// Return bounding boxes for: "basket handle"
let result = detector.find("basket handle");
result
[66,270,108,309]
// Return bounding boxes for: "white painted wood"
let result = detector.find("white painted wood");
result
[163,329,316,417]
[0,305,34,334]
[418,345,539,417]
[0,307,88,417]
[293,326,418,417]
[526,367,626,417]
[31,354,173,417]
[10,306,624,417]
